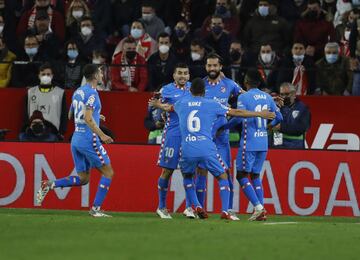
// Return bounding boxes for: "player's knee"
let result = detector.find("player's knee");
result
[236,171,248,180]
[217,172,228,180]
[79,175,89,185]
[196,168,207,176]
[251,173,260,181]
[160,168,173,179]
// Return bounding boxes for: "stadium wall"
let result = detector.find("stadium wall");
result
[0,89,359,150]
[1,142,359,217]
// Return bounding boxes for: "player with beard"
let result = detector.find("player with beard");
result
[196,53,242,220]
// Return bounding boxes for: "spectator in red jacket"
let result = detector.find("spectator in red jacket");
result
[294,0,336,60]
[16,0,65,43]
[111,37,148,92]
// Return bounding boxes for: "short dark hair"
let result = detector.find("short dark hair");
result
[206,52,223,65]
[83,64,99,81]
[157,32,170,42]
[191,78,205,95]
[80,16,92,25]
[190,38,205,48]
[141,0,156,9]
[244,69,261,87]
[39,62,53,72]
[173,63,189,73]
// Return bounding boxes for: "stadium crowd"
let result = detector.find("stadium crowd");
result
[0,0,358,95]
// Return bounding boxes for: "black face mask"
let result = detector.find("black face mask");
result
[230,50,241,62]
[32,123,44,135]
[306,10,319,20]
[283,97,292,106]
[126,51,136,61]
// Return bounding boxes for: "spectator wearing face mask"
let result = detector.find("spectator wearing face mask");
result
[140,1,165,40]
[0,36,16,88]
[294,0,336,60]
[111,0,141,39]
[243,0,290,56]
[171,20,191,62]
[200,0,240,38]
[0,11,20,55]
[147,32,178,91]
[188,38,208,80]
[73,16,106,62]
[11,34,46,87]
[19,110,59,142]
[339,23,352,57]
[203,15,231,61]
[256,44,280,94]
[269,82,311,149]
[65,0,90,41]
[113,20,156,61]
[111,37,148,92]
[226,40,252,86]
[25,9,62,59]
[276,42,316,95]
[16,0,65,43]
[336,9,360,42]
[54,40,86,89]
[316,42,352,95]
[24,63,67,139]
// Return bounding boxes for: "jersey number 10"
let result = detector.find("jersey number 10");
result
[255,104,268,128]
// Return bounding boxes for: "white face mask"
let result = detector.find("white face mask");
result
[261,53,272,64]
[293,54,305,62]
[0,25,4,34]
[81,26,92,36]
[72,10,84,19]
[40,75,52,85]
[92,59,102,64]
[159,44,170,54]
[191,52,201,61]
[344,31,351,41]
[142,13,154,22]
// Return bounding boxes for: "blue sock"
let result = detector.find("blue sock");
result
[54,176,81,188]
[183,176,201,208]
[185,191,192,208]
[93,176,112,207]
[228,173,234,210]
[195,175,207,208]
[252,177,264,205]
[157,177,169,209]
[237,177,260,207]
[218,179,230,213]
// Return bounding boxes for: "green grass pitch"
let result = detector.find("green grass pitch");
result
[0,208,360,260]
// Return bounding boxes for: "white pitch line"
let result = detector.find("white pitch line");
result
[264,222,298,225]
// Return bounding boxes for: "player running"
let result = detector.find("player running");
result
[196,53,243,220]
[172,78,275,220]
[36,64,115,217]
[154,63,196,219]
[224,69,283,221]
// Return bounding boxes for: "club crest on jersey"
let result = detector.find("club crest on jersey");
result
[220,86,226,93]
[292,110,300,119]
[86,95,96,107]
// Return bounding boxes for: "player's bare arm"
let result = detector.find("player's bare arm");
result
[148,98,173,112]
[84,108,113,144]
[228,108,275,120]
